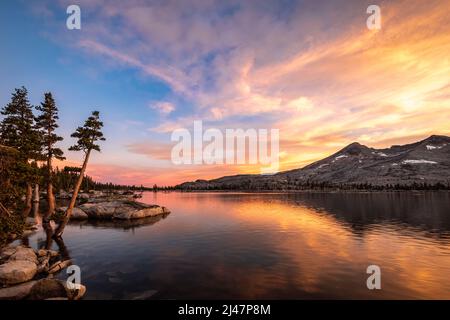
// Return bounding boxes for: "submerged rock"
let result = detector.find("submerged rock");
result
[69,214,170,230]
[108,277,123,284]
[128,289,158,300]
[28,279,67,300]
[29,279,87,300]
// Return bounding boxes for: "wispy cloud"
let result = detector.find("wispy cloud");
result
[149,101,176,115]
[126,140,173,161]
[34,0,450,184]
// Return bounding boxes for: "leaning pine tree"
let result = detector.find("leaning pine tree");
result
[54,111,105,237]
[0,87,41,218]
[35,92,65,218]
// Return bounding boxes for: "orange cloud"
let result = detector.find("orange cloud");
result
[49,0,450,185]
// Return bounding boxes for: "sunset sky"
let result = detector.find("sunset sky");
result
[1,0,449,186]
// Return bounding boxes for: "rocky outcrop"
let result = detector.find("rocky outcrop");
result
[28,279,67,300]
[8,246,38,264]
[57,200,170,221]
[0,245,86,300]
[113,204,170,220]
[0,246,39,285]
[0,246,16,262]
[57,207,89,220]
[0,260,37,285]
[77,200,170,220]
[28,278,86,300]
[0,280,37,300]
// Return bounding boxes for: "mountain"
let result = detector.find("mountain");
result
[176,135,450,190]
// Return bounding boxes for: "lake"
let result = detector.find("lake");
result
[21,192,450,299]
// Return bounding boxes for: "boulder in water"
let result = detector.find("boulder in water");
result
[57,206,89,220]
[0,260,37,285]
[78,200,170,220]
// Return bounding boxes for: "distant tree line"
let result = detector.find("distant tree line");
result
[39,166,157,193]
[175,179,450,191]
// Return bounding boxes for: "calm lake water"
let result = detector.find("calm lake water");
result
[22,192,450,299]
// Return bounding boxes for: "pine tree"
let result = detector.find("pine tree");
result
[35,92,65,217]
[54,111,105,237]
[0,145,20,209]
[0,87,40,158]
[0,87,41,217]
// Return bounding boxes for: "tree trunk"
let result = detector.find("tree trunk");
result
[23,183,33,218]
[33,183,39,203]
[42,221,54,250]
[32,183,40,223]
[46,154,56,218]
[54,150,91,238]
[46,182,55,217]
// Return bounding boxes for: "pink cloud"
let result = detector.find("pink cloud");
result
[40,0,450,184]
[149,101,176,115]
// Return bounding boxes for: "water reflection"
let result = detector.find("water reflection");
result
[20,192,450,299]
[286,192,450,235]
[69,213,171,231]
[40,222,71,260]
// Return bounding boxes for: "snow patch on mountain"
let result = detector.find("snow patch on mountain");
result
[402,159,437,164]
[373,152,388,157]
[426,144,447,150]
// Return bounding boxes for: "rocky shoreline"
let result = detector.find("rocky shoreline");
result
[0,196,171,300]
[0,244,85,300]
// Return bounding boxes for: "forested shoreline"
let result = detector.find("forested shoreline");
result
[0,87,106,242]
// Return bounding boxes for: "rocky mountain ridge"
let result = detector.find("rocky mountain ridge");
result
[176,135,450,190]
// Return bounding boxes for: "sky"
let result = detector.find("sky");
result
[0,0,449,186]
